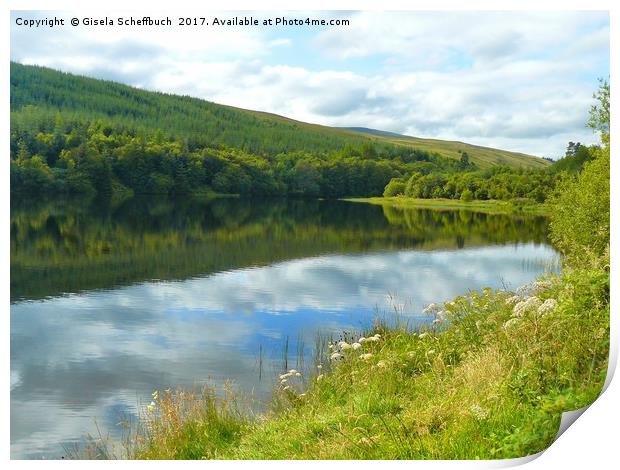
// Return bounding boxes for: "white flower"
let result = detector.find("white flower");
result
[426,349,436,356]
[505,295,520,306]
[299,393,306,398]
[330,352,343,361]
[279,374,289,380]
[288,369,298,374]
[359,353,373,360]
[317,364,322,369]
[283,386,291,391]
[503,318,521,330]
[340,343,353,351]
[516,284,530,294]
[470,404,489,420]
[358,337,366,343]
[423,303,439,314]
[432,319,442,325]
[365,336,380,342]
[146,401,156,413]
[373,334,381,339]
[418,332,429,339]
[532,280,553,292]
[376,360,388,368]
[538,298,559,316]
[338,341,349,348]
[317,374,324,381]
[280,379,288,385]
[512,296,542,317]
[352,342,362,350]
[407,351,416,358]
[295,372,302,377]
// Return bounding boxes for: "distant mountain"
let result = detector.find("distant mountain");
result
[10,62,547,170]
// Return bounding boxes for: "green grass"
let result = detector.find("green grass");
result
[343,196,551,216]
[123,266,608,460]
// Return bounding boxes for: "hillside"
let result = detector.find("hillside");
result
[348,128,549,169]
[10,62,546,169]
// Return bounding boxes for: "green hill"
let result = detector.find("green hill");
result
[10,62,546,169]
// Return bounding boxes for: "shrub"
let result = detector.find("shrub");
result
[383,178,406,197]
[460,189,473,202]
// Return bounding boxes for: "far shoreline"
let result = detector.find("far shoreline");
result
[342,196,551,216]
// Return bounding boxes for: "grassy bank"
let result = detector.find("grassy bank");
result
[343,196,550,216]
[125,266,608,460]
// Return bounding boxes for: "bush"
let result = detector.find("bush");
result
[460,189,473,202]
[383,178,406,197]
[549,145,609,268]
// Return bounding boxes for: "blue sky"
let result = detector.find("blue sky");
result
[11,10,609,157]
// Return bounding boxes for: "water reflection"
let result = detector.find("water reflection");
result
[11,197,558,458]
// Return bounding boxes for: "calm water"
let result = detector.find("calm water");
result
[11,197,559,459]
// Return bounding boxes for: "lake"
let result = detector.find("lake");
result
[10,196,559,459]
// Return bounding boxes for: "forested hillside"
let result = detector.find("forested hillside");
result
[10,62,550,198]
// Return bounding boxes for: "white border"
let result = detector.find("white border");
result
[2,1,617,468]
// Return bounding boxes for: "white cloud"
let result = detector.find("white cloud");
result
[10,10,609,158]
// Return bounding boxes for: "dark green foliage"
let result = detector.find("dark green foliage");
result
[550,142,593,173]
[10,62,472,198]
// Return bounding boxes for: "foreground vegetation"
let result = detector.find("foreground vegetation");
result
[108,82,609,460]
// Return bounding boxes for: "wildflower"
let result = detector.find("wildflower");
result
[432,319,442,326]
[532,280,553,292]
[377,360,388,368]
[365,336,380,342]
[537,298,558,317]
[503,318,520,330]
[352,342,362,350]
[469,404,489,420]
[338,341,349,348]
[330,352,343,361]
[317,374,324,381]
[407,351,416,358]
[423,303,439,314]
[151,390,158,400]
[146,401,156,413]
[426,349,436,356]
[438,310,448,320]
[373,334,381,339]
[418,332,429,339]
[280,379,288,385]
[279,374,289,380]
[505,295,520,306]
[299,393,306,398]
[358,337,366,343]
[340,343,352,351]
[288,369,298,374]
[317,364,323,369]
[359,353,373,360]
[512,296,542,317]
[283,386,291,391]
[516,284,530,295]
[295,372,302,377]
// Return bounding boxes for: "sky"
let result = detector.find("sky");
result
[10,10,610,158]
